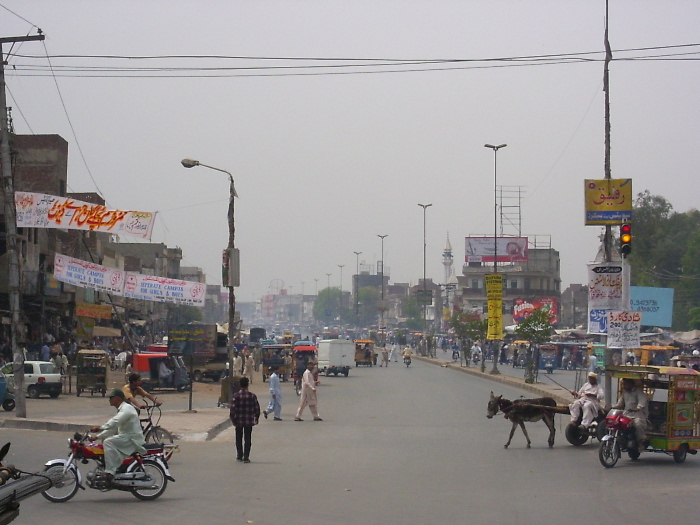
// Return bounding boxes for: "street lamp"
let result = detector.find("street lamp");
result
[181,158,239,404]
[484,144,506,375]
[377,234,388,346]
[353,251,362,317]
[418,204,432,355]
[338,264,345,314]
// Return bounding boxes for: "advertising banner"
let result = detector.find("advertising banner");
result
[53,253,205,307]
[465,237,528,264]
[607,310,642,349]
[512,297,559,324]
[630,286,674,327]
[485,274,503,340]
[54,254,125,295]
[75,303,112,320]
[167,324,217,357]
[587,262,631,335]
[584,178,633,225]
[123,273,206,307]
[16,191,156,239]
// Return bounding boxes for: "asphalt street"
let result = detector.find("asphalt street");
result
[2,360,697,525]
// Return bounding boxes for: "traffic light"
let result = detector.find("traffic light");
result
[620,222,632,257]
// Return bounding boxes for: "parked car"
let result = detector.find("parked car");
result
[0,361,62,399]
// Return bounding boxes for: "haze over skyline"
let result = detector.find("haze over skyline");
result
[3,1,698,303]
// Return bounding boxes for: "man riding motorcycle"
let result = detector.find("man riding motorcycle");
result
[569,372,604,431]
[89,388,146,483]
[612,377,648,452]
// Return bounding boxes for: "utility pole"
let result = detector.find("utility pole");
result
[1,33,45,418]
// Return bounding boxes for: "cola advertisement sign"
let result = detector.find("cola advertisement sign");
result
[512,297,558,325]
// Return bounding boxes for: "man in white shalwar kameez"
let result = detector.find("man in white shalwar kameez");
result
[569,372,604,429]
[295,361,322,421]
[90,389,146,482]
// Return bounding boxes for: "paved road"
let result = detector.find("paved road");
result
[3,360,698,525]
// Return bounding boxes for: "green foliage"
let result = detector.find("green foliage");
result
[356,287,380,326]
[629,191,700,329]
[514,307,553,383]
[313,287,342,323]
[688,308,700,330]
[401,295,423,330]
[449,310,487,343]
[177,305,203,324]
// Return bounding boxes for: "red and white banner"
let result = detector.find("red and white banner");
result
[465,236,528,263]
[16,192,156,239]
[53,254,205,307]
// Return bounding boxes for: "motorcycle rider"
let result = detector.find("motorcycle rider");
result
[569,372,604,431]
[612,378,648,452]
[89,388,146,483]
[402,346,413,364]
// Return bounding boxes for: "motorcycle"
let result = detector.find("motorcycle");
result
[41,431,174,502]
[404,356,411,367]
[598,409,641,468]
[472,353,480,365]
[0,442,55,523]
[451,349,460,362]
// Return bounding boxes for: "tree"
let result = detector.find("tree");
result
[448,310,487,367]
[514,307,554,384]
[313,287,342,324]
[401,295,423,331]
[356,286,380,327]
[628,191,700,330]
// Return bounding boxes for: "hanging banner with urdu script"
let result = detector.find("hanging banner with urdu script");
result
[15,191,156,239]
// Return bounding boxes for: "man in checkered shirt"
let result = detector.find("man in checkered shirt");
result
[230,377,261,463]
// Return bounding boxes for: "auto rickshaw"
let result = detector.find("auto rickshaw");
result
[261,344,291,383]
[132,352,191,392]
[292,345,318,396]
[75,349,108,397]
[354,339,376,367]
[599,364,700,467]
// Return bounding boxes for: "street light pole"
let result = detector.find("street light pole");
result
[484,144,506,375]
[353,251,362,319]
[181,158,239,403]
[377,235,388,346]
[338,264,345,316]
[418,204,432,356]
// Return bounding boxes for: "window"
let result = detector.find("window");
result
[471,279,479,289]
[510,280,518,289]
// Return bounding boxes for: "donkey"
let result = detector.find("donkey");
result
[486,391,557,448]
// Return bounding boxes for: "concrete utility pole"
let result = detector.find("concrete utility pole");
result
[1,33,46,418]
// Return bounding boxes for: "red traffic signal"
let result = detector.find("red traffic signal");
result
[620,222,632,257]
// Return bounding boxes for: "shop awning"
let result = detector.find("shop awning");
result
[93,326,122,338]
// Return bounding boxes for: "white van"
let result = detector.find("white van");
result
[317,339,353,377]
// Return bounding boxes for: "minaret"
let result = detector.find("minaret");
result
[442,232,454,284]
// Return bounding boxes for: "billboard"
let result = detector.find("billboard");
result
[630,286,674,328]
[584,178,632,225]
[587,262,629,335]
[167,324,217,357]
[465,237,528,263]
[512,297,559,325]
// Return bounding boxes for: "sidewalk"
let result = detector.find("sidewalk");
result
[0,359,571,440]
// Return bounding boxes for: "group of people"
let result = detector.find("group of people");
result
[569,371,648,451]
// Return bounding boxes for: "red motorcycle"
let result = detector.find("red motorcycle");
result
[41,431,174,502]
[598,409,640,468]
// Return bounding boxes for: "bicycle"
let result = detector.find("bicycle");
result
[140,401,178,460]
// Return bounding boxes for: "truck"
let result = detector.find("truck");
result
[317,339,353,377]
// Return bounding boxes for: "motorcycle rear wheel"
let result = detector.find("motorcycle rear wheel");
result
[131,460,168,500]
[41,463,79,502]
[599,439,620,468]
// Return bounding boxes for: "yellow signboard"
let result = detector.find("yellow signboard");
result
[487,298,503,340]
[485,274,503,300]
[584,178,633,225]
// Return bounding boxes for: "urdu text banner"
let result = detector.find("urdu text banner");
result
[15,191,156,239]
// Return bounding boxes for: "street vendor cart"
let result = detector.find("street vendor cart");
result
[75,349,108,397]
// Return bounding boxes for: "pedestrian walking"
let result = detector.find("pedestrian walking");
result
[295,360,322,421]
[230,377,260,463]
[389,343,399,362]
[263,365,283,420]
[380,346,389,367]
[244,354,255,383]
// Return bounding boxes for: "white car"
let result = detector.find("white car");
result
[1,361,62,398]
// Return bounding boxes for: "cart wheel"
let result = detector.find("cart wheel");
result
[565,423,588,446]
[2,398,15,411]
[627,448,640,460]
[674,444,688,464]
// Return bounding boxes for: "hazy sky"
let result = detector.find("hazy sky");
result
[3,1,698,303]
